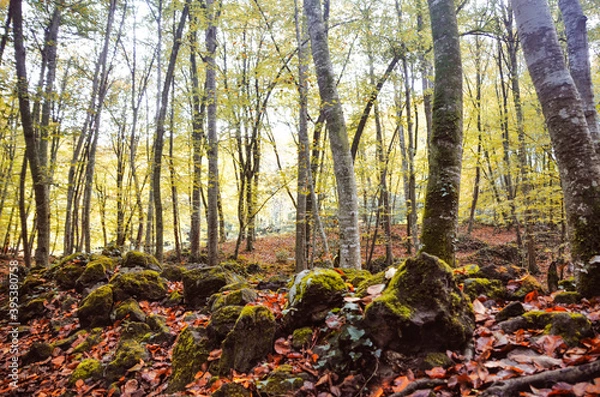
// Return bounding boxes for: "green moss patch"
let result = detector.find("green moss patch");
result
[167,326,216,393]
[105,339,149,381]
[182,267,241,308]
[122,251,162,271]
[462,278,505,301]
[77,285,114,328]
[110,270,167,301]
[70,359,103,385]
[111,298,146,323]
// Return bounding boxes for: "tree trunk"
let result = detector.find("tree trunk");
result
[304,0,361,269]
[420,0,463,267]
[512,0,600,297]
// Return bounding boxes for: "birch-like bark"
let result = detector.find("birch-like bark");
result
[558,0,599,145]
[419,0,463,266]
[304,0,361,269]
[512,0,600,297]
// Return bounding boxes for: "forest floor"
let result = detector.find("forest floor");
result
[2,224,600,397]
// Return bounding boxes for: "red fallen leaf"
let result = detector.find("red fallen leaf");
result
[287,352,303,359]
[545,306,568,312]
[392,376,410,392]
[548,382,574,396]
[208,349,222,361]
[123,379,139,393]
[51,355,65,367]
[372,387,384,397]
[274,338,291,355]
[525,290,539,303]
[75,379,85,389]
[426,367,446,379]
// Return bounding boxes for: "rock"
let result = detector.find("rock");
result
[105,340,149,381]
[19,296,49,323]
[78,285,114,328]
[257,274,290,291]
[340,268,373,288]
[579,261,600,298]
[210,288,258,312]
[146,314,175,345]
[207,306,243,342]
[73,328,103,353]
[111,298,146,323]
[55,263,86,290]
[554,291,581,304]
[259,365,306,396]
[75,258,113,292]
[496,301,525,322]
[122,251,162,272]
[110,270,167,301]
[283,268,347,330]
[20,273,47,296]
[167,327,216,392]
[559,277,577,292]
[182,266,240,308]
[509,275,545,300]
[219,305,276,374]
[160,264,184,281]
[364,253,475,354]
[22,342,54,365]
[422,352,454,370]
[461,278,505,301]
[499,311,593,346]
[121,321,151,341]
[165,290,183,307]
[70,358,103,385]
[292,327,313,350]
[476,264,524,283]
[212,383,251,397]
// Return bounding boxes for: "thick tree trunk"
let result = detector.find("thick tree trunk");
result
[558,0,599,145]
[512,0,600,297]
[305,0,361,269]
[420,0,463,267]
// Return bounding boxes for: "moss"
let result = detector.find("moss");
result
[58,252,89,267]
[260,367,305,396]
[160,264,185,281]
[73,328,103,353]
[340,268,372,287]
[292,327,314,350]
[112,298,146,323]
[219,305,276,375]
[554,291,581,304]
[78,285,114,328]
[496,301,525,322]
[55,263,86,290]
[210,288,258,312]
[167,326,215,392]
[22,342,54,365]
[121,320,152,342]
[146,314,174,344]
[20,274,46,296]
[76,261,109,292]
[110,270,167,301]
[559,277,577,291]
[54,330,87,350]
[461,278,505,301]
[182,267,236,308]
[513,275,545,299]
[355,271,387,297]
[19,296,48,322]
[105,339,149,381]
[207,306,243,342]
[212,383,251,397]
[165,290,183,307]
[70,359,103,385]
[122,251,162,271]
[522,311,592,346]
[422,352,453,370]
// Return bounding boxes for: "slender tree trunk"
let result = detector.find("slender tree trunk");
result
[18,155,30,267]
[305,0,361,269]
[467,37,483,235]
[512,0,600,297]
[168,86,181,261]
[420,0,463,266]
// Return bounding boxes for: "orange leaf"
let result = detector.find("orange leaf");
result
[525,290,539,303]
[274,338,291,355]
[75,379,84,389]
[208,349,222,361]
[51,355,65,367]
[372,387,385,397]
[392,376,410,393]
[426,367,447,379]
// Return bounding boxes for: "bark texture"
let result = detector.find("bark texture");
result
[419,0,463,266]
[512,0,600,297]
[304,0,361,269]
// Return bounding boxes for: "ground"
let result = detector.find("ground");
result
[1,224,600,397]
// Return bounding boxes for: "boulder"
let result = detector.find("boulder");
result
[75,258,113,293]
[167,326,216,392]
[292,327,313,350]
[22,342,54,365]
[496,301,525,322]
[579,260,600,298]
[70,358,103,385]
[364,253,475,354]
[508,274,545,300]
[283,268,348,330]
[210,288,258,312]
[110,270,167,301]
[207,305,243,342]
[121,320,152,341]
[258,365,306,396]
[122,251,162,272]
[499,311,592,346]
[111,298,146,323]
[73,328,103,353]
[182,266,241,308]
[219,305,276,375]
[146,314,175,345]
[554,291,581,304]
[78,285,114,328]
[55,264,86,290]
[19,295,50,323]
[213,383,251,397]
[461,278,505,301]
[160,264,185,281]
[105,339,149,381]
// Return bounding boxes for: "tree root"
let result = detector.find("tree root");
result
[480,359,600,396]
[388,378,446,397]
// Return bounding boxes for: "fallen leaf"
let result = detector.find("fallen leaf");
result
[274,338,291,355]
[425,367,446,379]
[367,283,386,296]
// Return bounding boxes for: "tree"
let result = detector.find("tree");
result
[304,0,361,269]
[512,0,600,297]
[419,0,463,266]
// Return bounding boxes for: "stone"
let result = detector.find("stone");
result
[496,301,525,322]
[182,266,241,308]
[75,258,113,292]
[167,327,216,392]
[70,359,103,385]
[122,251,162,272]
[210,288,258,312]
[461,278,505,301]
[207,306,243,342]
[110,270,167,302]
[212,383,251,397]
[364,253,475,354]
[499,311,593,346]
[22,342,54,365]
[292,327,313,350]
[78,285,114,328]
[160,264,184,281]
[111,298,146,323]
[105,340,149,381]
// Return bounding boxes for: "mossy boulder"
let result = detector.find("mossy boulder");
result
[76,259,112,293]
[146,314,175,344]
[364,253,475,354]
[105,339,149,381]
[212,383,251,397]
[55,264,86,290]
[19,296,49,322]
[182,266,241,308]
[461,278,505,301]
[121,320,152,341]
[292,327,313,350]
[283,268,348,330]
[110,270,167,301]
[210,288,258,312]
[207,306,243,342]
[422,352,454,370]
[554,291,581,304]
[496,301,525,322]
[22,342,54,365]
[70,359,103,385]
[340,268,373,288]
[559,277,577,292]
[167,326,216,392]
[161,264,185,281]
[259,365,306,396]
[355,271,388,297]
[219,305,276,375]
[78,285,114,328]
[257,274,290,291]
[122,251,162,272]
[499,311,593,346]
[20,273,47,296]
[509,275,545,300]
[165,290,183,307]
[111,298,146,323]
[73,328,103,353]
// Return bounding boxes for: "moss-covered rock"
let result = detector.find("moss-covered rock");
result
[105,339,149,381]
[510,275,545,300]
[355,271,388,297]
[54,329,87,351]
[496,301,525,322]
[554,291,581,304]
[122,251,162,272]
[257,274,290,291]
[462,278,505,301]
[182,267,241,308]
[340,268,373,288]
[110,270,167,301]
[70,358,103,385]
[20,273,47,296]
[19,296,49,323]
[167,326,216,392]
[283,268,348,330]
[210,288,258,312]
[146,314,175,344]
[578,260,600,298]
[422,352,454,370]
[219,305,276,375]
[78,285,114,328]
[259,365,305,396]
[111,298,146,323]
[121,320,152,342]
[207,306,243,342]
[499,311,593,346]
[364,253,475,354]
[559,277,577,292]
[161,264,185,281]
[292,327,313,350]
[212,383,251,397]
[54,263,86,290]
[73,328,103,353]
[21,342,54,365]
[165,290,183,307]
[76,259,113,292]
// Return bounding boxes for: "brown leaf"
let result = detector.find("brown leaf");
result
[274,338,291,355]
[425,367,446,379]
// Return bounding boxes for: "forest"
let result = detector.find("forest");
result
[1,0,600,395]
